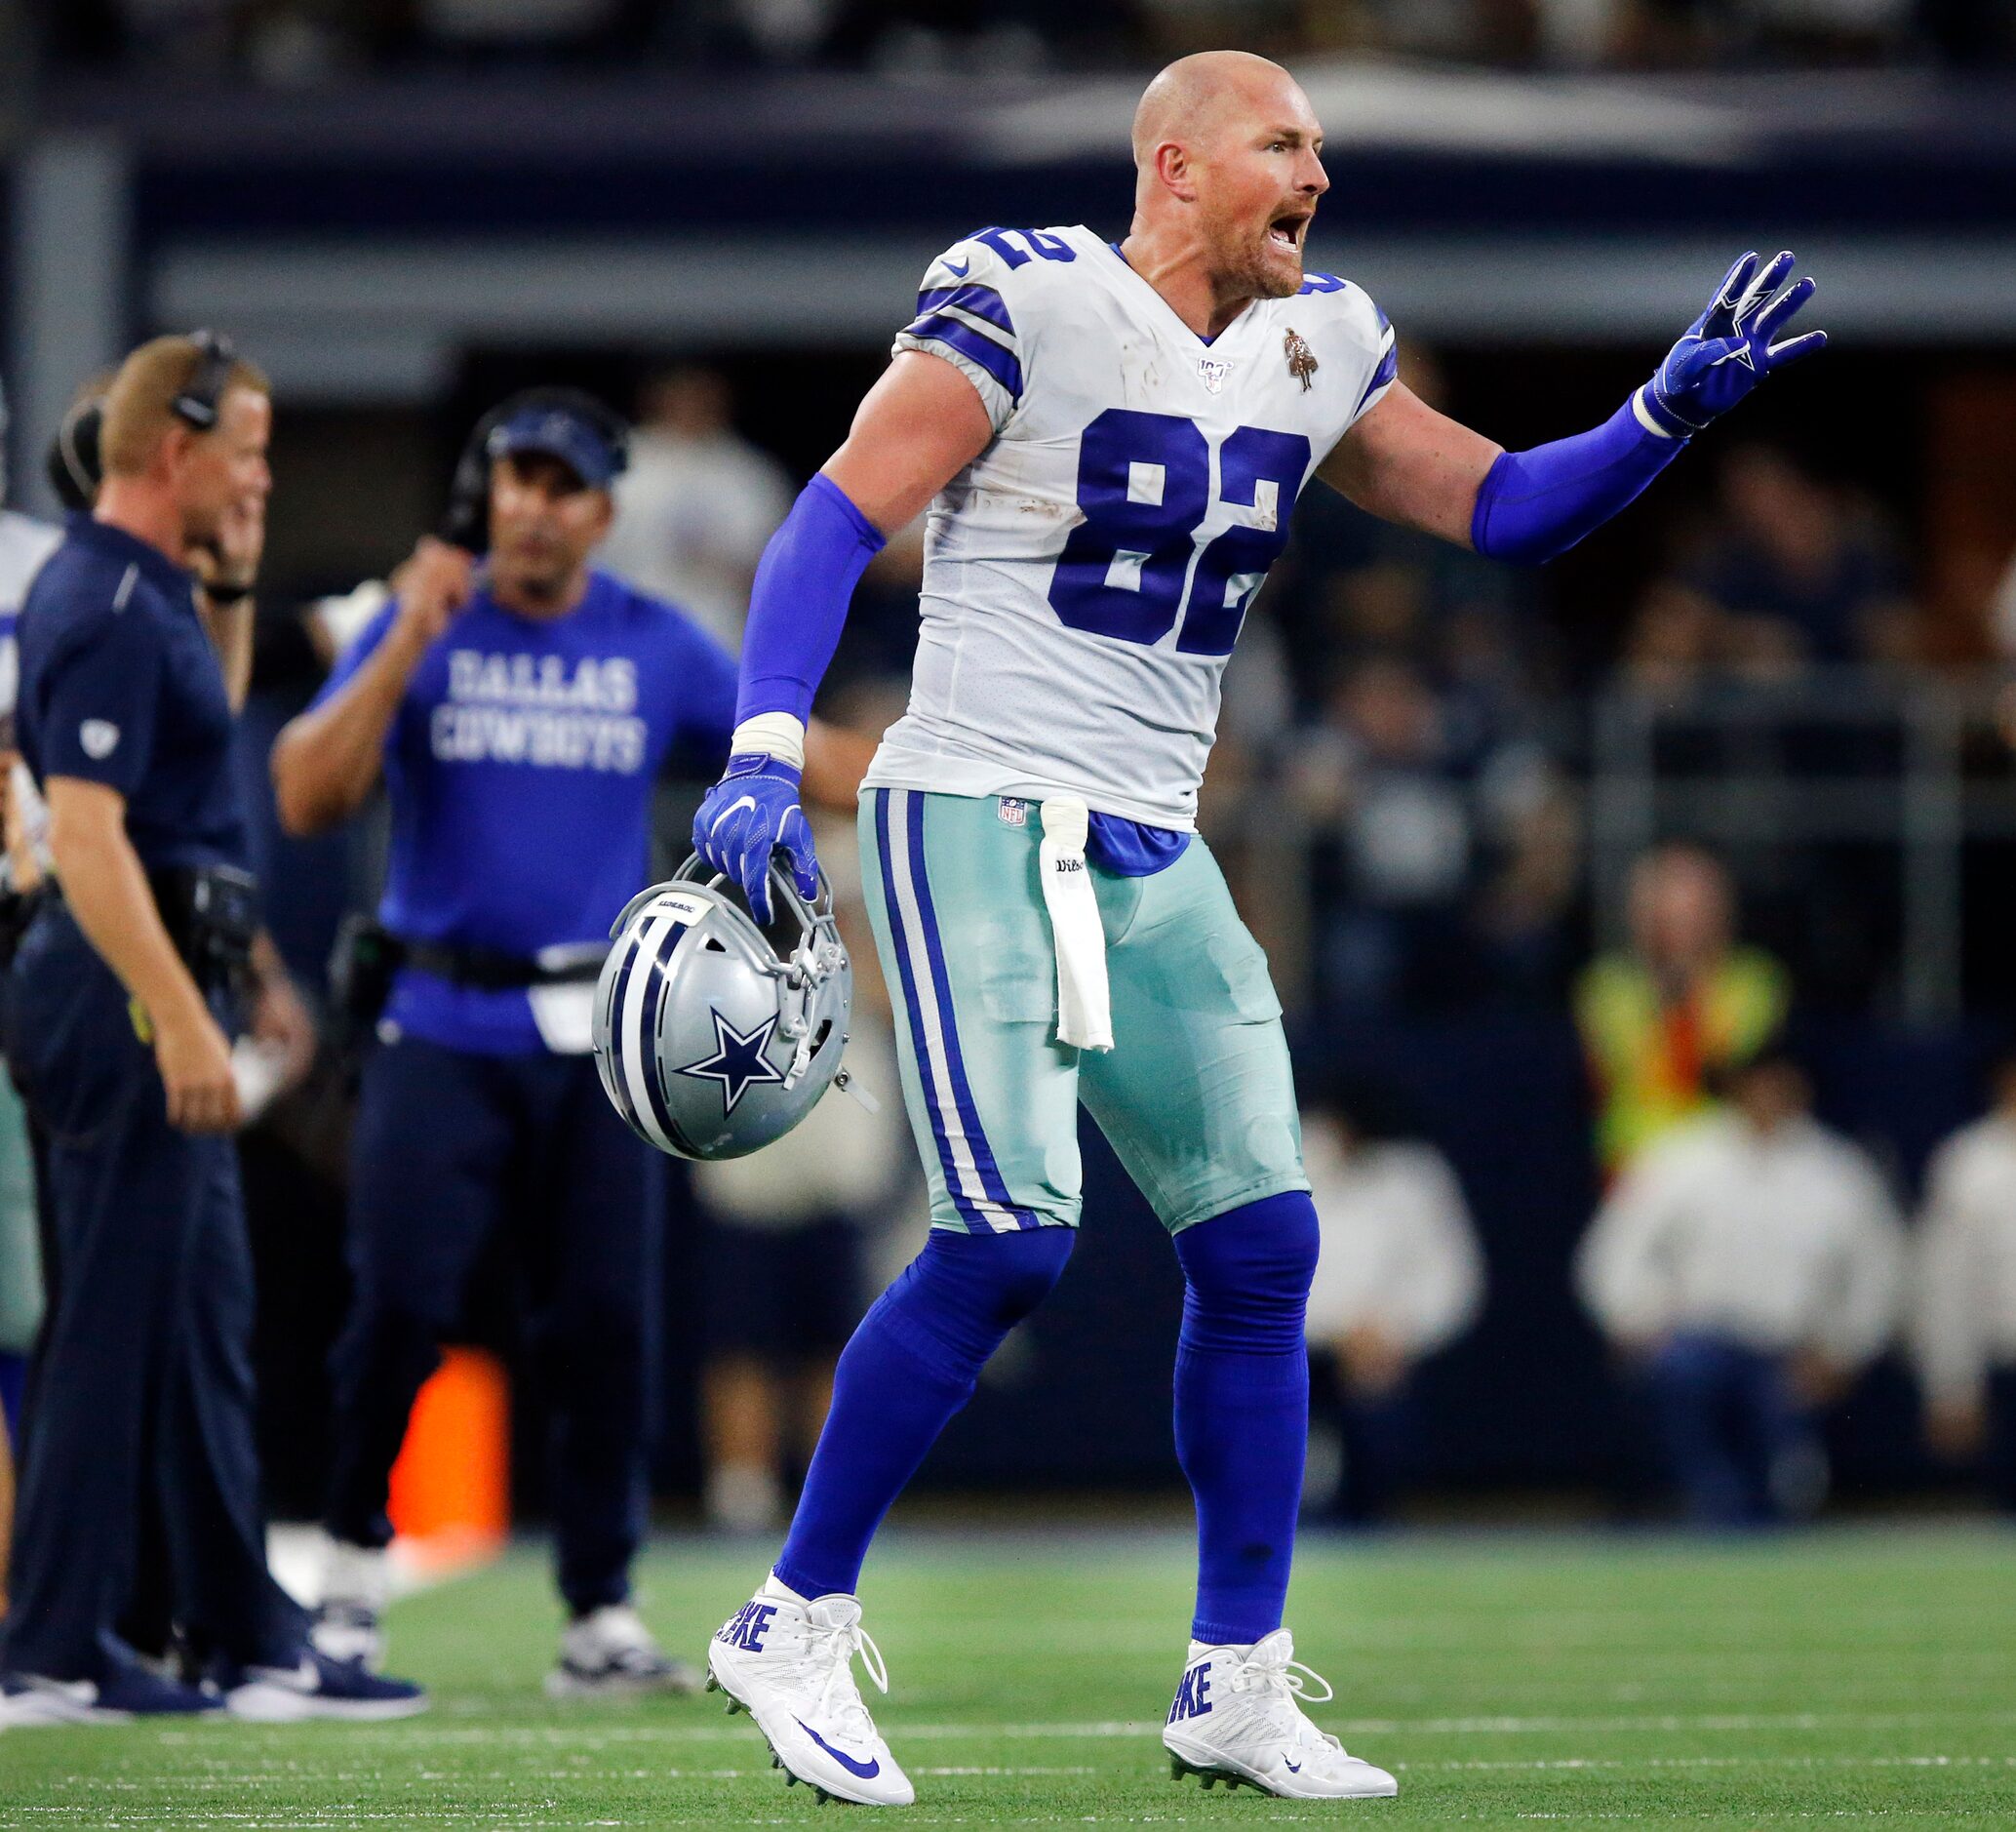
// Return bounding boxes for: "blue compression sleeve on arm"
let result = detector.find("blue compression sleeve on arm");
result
[735,471,887,726]
[1470,397,1685,566]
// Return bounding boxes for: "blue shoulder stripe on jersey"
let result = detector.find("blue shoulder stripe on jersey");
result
[915,283,1015,338]
[904,301,1014,354]
[902,314,1024,400]
[1353,339,1401,417]
[1297,272,1350,296]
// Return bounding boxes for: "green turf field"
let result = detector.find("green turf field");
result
[4,1524,2014,1828]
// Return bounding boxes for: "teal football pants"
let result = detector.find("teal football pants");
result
[858,787,1308,1234]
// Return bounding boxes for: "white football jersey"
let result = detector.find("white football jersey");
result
[864,223,1396,829]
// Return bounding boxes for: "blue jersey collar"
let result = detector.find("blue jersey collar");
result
[66,512,197,599]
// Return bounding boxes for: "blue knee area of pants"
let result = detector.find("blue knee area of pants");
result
[1172,1191,1318,1647]
[873,1225,1077,1377]
[1174,1189,1318,1356]
[772,1226,1073,1600]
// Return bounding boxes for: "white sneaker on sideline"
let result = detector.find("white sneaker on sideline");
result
[546,1604,702,1698]
[705,1584,914,1807]
[1163,1628,1398,1799]
[217,1650,426,1722]
[310,1535,388,1668]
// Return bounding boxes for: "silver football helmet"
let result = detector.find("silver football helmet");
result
[592,853,853,1161]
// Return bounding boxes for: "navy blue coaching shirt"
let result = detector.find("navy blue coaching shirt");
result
[317,568,737,1055]
[16,514,248,872]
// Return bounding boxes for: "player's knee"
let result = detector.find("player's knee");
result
[889,1224,1076,1369]
[1174,1191,1319,1354]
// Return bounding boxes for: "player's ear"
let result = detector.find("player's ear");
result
[1156,140,1198,203]
[586,487,616,544]
[157,420,197,485]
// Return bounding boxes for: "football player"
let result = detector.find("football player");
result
[693,50,1825,1806]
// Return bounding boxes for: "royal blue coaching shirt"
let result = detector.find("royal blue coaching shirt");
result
[16,515,248,872]
[318,568,737,1055]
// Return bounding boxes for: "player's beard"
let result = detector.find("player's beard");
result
[1205,205,1302,303]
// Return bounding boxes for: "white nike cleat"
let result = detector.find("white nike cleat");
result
[705,1584,914,1807]
[546,1603,702,1699]
[1163,1628,1398,1800]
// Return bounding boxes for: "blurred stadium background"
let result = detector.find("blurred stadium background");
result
[6,0,2016,1558]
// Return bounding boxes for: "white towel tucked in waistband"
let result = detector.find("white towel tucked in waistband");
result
[1038,797,1113,1053]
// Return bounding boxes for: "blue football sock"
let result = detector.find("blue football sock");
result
[1172,1192,1320,1647]
[772,1225,1074,1600]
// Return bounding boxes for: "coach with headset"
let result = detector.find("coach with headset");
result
[271,390,868,1695]
[0,335,422,1724]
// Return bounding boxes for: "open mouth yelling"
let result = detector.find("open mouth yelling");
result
[1268,213,1311,257]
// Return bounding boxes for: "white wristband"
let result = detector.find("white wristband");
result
[1632,384,1684,440]
[731,711,807,771]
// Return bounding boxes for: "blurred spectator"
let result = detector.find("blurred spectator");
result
[1910,1053,2016,1510]
[1684,445,1915,669]
[1576,1046,1905,1525]
[1472,769,1581,1005]
[598,368,793,655]
[690,819,912,1533]
[1614,571,1823,696]
[1301,1086,1484,1523]
[1576,842,1789,1176]
[1291,657,1561,1013]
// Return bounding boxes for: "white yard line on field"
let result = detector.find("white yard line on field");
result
[258,1707,2016,1750]
[1405,1754,2016,1772]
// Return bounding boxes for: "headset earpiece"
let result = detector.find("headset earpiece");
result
[48,396,106,512]
[171,330,238,432]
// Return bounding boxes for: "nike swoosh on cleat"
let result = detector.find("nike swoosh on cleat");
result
[797,1719,882,1778]
[1285,1759,1302,1772]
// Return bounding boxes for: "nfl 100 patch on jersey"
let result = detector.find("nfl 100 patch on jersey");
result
[866,223,1397,832]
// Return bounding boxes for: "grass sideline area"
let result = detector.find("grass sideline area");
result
[3,1525,2013,1827]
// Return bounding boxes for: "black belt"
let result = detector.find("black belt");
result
[401,937,607,992]
[40,863,259,993]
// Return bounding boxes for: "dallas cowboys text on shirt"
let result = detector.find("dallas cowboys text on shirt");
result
[431,650,645,773]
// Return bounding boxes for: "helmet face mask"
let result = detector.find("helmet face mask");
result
[593,854,852,1161]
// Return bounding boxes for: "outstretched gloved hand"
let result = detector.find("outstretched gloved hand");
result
[1639,250,1828,438]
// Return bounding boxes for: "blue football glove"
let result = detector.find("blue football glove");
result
[692,753,818,925]
[1640,250,1828,438]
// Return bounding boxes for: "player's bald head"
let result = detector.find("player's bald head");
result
[1127,51,1326,302]
[1130,51,1311,173]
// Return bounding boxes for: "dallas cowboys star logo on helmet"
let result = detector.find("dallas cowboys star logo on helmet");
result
[675,1008,787,1115]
